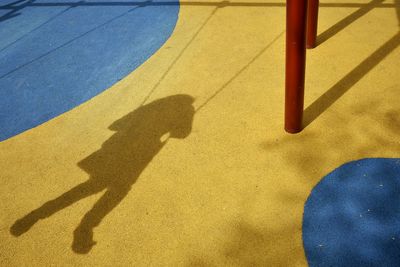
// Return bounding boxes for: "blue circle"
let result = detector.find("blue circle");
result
[0,0,179,141]
[303,158,400,266]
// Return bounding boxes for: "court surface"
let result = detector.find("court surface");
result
[1,0,400,266]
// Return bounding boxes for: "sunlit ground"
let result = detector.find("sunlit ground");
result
[1,0,399,266]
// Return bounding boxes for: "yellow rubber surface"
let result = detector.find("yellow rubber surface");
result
[1,0,400,265]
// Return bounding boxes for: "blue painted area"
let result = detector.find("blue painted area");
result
[0,0,179,141]
[303,158,400,267]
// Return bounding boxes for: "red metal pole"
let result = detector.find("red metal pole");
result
[307,0,319,48]
[285,0,308,133]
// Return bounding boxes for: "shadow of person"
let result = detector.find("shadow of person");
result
[10,94,195,254]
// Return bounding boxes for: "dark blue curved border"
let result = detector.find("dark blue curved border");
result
[303,158,400,267]
[0,0,179,141]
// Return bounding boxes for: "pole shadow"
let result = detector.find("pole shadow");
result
[0,0,29,22]
[303,31,400,128]
[317,0,384,46]
[304,0,400,127]
[10,94,195,254]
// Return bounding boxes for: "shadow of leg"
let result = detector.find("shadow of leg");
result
[72,187,129,254]
[10,180,105,236]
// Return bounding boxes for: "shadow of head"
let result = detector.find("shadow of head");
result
[109,94,195,139]
[77,94,196,184]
